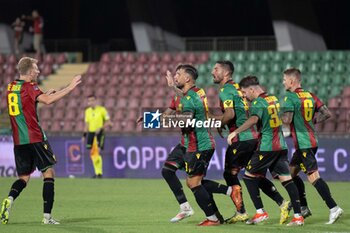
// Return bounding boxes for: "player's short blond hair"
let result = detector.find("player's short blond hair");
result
[17,57,38,75]
[283,67,301,81]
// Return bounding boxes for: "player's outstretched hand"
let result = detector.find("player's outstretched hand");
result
[165,70,174,87]
[227,131,237,145]
[136,116,143,125]
[68,75,82,91]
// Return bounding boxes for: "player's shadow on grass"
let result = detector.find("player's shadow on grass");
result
[9,217,111,225]
[63,217,112,223]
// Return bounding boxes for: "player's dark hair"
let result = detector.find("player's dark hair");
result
[87,94,96,99]
[216,60,234,75]
[239,75,260,88]
[283,67,301,81]
[176,64,198,80]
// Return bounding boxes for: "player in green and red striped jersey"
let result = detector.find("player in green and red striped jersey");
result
[1,57,81,225]
[227,75,303,226]
[171,64,239,226]
[159,92,195,223]
[281,68,343,224]
[211,61,292,224]
[136,69,226,224]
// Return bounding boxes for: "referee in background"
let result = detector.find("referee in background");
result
[83,95,111,178]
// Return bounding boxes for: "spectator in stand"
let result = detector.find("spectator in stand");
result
[12,17,25,54]
[22,10,44,55]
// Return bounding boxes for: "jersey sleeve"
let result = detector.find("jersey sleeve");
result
[311,93,324,111]
[169,95,176,110]
[250,99,263,119]
[27,83,43,101]
[102,107,110,121]
[282,92,295,113]
[219,88,234,109]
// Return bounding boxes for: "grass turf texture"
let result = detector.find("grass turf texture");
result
[0,177,348,233]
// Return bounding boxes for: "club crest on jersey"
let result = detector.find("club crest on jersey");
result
[196,153,201,159]
[259,155,264,160]
[44,143,48,150]
[303,152,307,158]
[233,149,237,155]
[224,100,233,108]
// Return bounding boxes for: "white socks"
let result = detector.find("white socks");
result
[180,202,191,211]
[257,208,264,214]
[226,186,232,196]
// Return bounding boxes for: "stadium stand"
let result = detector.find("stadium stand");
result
[0,51,349,134]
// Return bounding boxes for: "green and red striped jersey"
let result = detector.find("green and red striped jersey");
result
[7,79,46,145]
[219,80,258,143]
[180,86,216,152]
[250,93,287,151]
[282,88,324,149]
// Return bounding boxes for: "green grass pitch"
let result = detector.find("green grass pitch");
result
[0,177,348,233]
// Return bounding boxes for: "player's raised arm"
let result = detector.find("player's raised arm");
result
[37,75,82,105]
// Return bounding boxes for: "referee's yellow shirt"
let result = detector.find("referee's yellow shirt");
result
[84,106,110,132]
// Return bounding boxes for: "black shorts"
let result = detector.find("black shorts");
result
[246,149,290,178]
[224,139,258,172]
[184,149,215,177]
[164,144,186,170]
[290,147,318,174]
[14,141,57,176]
[86,130,105,150]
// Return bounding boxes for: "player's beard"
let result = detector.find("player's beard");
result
[176,83,184,89]
[213,75,221,84]
[245,93,254,102]
[284,85,291,91]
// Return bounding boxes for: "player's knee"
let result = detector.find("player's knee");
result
[18,175,30,184]
[187,175,204,189]
[231,168,239,176]
[308,171,320,184]
[42,167,55,179]
[186,179,197,189]
[161,165,176,180]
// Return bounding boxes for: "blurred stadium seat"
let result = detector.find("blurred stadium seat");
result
[1,51,349,135]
